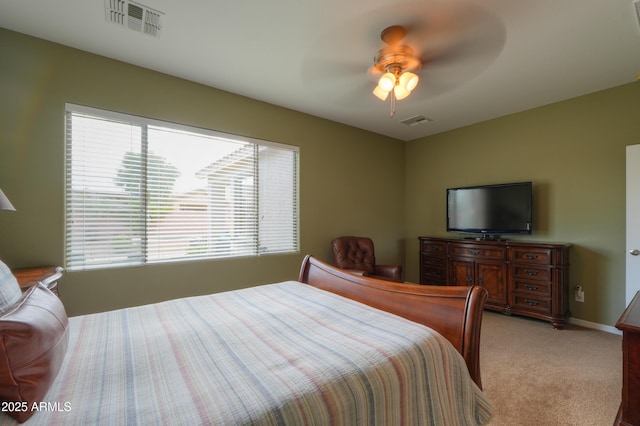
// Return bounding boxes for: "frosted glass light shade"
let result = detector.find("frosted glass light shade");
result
[399,72,419,92]
[372,86,390,101]
[377,72,396,92]
[393,85,410,100]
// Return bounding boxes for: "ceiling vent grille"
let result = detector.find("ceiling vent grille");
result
[400,115,432,127]
[104,0,164,38]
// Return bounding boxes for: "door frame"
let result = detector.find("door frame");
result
[626,144,640,305]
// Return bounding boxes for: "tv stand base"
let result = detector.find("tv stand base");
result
[419,237,571,328]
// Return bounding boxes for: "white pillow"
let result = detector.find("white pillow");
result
[0,260,22,314]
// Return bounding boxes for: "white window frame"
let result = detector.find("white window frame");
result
[64,104,299,271]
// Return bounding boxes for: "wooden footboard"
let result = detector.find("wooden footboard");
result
[298,255,488,389]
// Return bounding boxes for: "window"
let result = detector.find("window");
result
[65,104,299,271]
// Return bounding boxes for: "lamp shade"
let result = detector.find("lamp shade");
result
[394,84,411,100]
[399,72,419,92]
[0,189,15,211]
[372,85,390,101]
[377,72,396,92]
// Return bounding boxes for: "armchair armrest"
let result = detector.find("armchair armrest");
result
[373,264,403,282]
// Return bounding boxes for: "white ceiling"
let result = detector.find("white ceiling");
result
[2,0,640,141]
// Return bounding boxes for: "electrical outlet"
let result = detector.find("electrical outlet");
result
[575,285,584,303]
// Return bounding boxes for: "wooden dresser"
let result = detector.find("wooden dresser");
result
[615,291,640,426]
[419,237,571,328]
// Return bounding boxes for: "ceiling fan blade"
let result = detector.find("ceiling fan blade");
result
[414,20,505,98]
[301,55,375,106]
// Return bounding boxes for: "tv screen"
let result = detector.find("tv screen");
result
[447,182,532,237]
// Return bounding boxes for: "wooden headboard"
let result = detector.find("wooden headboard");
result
[298,255,488,388]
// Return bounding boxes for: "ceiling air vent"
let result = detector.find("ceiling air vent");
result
[400,115,432,127]
[104,0,165,38]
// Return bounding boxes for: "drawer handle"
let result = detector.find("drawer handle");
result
[525,285,538,291]
[524,253,539,259]
[525,299,539,306]
[470,250,480,255]
[525,269,539,276]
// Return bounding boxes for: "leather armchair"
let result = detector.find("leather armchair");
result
[331,236,403,282]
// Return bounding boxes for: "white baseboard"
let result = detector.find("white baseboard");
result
[569,317,621,335]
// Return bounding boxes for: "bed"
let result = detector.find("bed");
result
[0,255,492,425]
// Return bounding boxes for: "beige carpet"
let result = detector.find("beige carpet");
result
[480,311,621,426]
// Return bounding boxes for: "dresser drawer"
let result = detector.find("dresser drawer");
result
[512,294,550,313]
[510,247,553,265]
[511,265,551,281]
[420,240,446,255]
[422,254,446,267]
[421,266,446,284]
[513,280,551,296]
[420,239,447,285]
[449,244,506,260]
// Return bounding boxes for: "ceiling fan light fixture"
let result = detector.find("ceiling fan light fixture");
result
[371,26,424,116]
[372,86,390,101]
[377,72,396,92]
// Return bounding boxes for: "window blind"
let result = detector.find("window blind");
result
[65,104,299,271]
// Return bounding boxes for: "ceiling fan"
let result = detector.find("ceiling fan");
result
[370,25,423,117]
[299,2,506,118]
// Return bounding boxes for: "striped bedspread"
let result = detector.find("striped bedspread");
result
[4,281,493,425]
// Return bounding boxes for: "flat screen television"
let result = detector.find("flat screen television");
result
[447,182,532,239]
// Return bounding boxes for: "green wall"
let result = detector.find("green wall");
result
[405,82,640,326]
[2,28,638,326]
[0,29,405,316]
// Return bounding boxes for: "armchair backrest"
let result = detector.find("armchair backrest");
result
[331,237,376,274]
